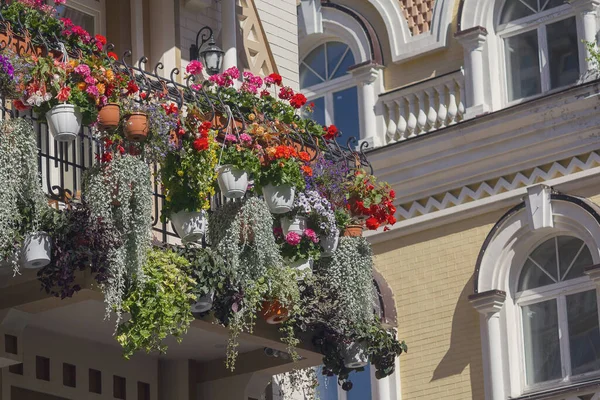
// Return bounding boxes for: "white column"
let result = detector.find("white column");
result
[572,0,600,78]
[455,27,488,119]
[351,64,385,149]
[130,0,145,63]
[221,0,238,71]
[470,290,506,400]
[149,0,176,76]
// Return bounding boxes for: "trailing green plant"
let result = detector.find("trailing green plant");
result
[359,323,407,379]
[0,118,48,274]
[274,368,320,400]
[84,154,152,320]
[116,248,196,358]
[37,202,120,299]
[177,244,227,302]
[208,197,283,370]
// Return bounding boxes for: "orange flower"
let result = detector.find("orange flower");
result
[77,82,86,91]
[96,83,106,95]
[301,165,313,176]
[105,70,114,81]
[298,151,310,162]
[266,147,277,158]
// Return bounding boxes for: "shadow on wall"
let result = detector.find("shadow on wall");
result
[430,275,485,399]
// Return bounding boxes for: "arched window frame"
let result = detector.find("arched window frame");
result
[472,189,600,399]
[300,39,360,143]
[496,0,583,105]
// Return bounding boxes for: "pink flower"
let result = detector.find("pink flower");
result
[54,0,66,5]
[86,85,99,97]
[84,75,97,85]
[304,228,319,243]
[285,232,301,246]
[273,227,283,237]
[186,60,204,76]
[240,133,252,143]
[224,134,237,143]
[223,66,240,80]
[74,64,91,77]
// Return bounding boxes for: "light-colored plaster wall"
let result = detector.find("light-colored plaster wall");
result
[372,210,502,399]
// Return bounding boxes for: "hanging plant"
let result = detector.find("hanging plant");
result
[116,248,196,358]
[37,203,120,299]
[84,154,152,320]
[0,118,49,274]
[208,197,283,370]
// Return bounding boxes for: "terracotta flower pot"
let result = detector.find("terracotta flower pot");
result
[124,112,149,142]
[97,103,120,131]
[261,300,289,325]
[343,225,363,237]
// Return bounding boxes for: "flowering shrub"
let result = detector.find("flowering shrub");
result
[275,227,321,262]
[161,108,218,217]
[346,169,397,231]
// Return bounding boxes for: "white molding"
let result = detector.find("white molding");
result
[367,0,455,63]
[525,185,553,230]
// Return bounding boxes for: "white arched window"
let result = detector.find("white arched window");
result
[299,41,360,144]
[498,0,581,102]
[516,236,600,390]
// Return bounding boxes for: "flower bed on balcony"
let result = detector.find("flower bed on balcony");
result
[0,0,406,395]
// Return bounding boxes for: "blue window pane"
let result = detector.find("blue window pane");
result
[347,365,372,400]
[333,86,359,145]
[317,367,338,400]
[310,97,326,126]
[300,64,324,89]
[301,44,327,85]
[326,42,348,79]
[331,51,355,80]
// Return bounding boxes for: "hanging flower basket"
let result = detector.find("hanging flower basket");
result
[20,232,51,269]
[170,210,207,243]
[97,103,120,131]
[124,112,149,142]
[217,164,248,199]
[343,341,369,369]
[343,225,363,237]
[46,104,82,142]
[262,184,295,214]
[191,291,214,315]
[261,300,289,324]
[281,215,307,236]
[320,233,339,256]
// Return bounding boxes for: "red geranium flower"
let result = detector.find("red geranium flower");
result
[324,125,338,140]
[95,34,107,45]
[298,151,310,162]
[127,80,139,95]
[289,93,307,109]
[365,217,380,230]
[13,99,30,111]
[278,86,294,101]
[301,165,313,176]
[56,86,70,102]
[268,73,282,86]
[193,137,209,151]
[107,52,118,60]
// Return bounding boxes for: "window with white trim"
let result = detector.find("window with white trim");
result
[499,0,581,102]
[299,42,359,144]
[516,236,600,390]
[54,0,105,35]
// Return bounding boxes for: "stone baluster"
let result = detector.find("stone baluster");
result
[447,81,459,125]
[406,95,417,138]
[385,102,397,144]
[416,92,427,135]
[395,99,407,141]
[456,78,465,120]
[436,84,448,128]
[425,87,438,132]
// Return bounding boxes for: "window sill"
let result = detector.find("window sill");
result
[511,377,600,400]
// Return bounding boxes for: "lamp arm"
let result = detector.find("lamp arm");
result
[195,26,214,50]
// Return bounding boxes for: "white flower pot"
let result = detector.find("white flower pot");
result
[170,211,207,243]
[191,291,214,314]
[320,233,339,257]
[281,215,307,236]
[217,165,248,199]
[46,104,82,142]
[262,184,295,214]
[343,342,368,369]
[21,232,51,269]
[288,258,313,280]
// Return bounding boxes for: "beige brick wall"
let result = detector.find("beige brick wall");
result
[372,209,509,400]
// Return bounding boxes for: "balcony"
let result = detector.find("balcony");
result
[380,69,466,144]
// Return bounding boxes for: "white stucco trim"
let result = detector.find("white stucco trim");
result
[367,0,455,63]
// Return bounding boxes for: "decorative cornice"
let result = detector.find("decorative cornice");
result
[469,290,506,315]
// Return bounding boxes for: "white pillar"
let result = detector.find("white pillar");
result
[130,0,145,63]
[221,0,238,71]
[470,290,506,400]
[351,64,385,149]
[149,0,176,76]
[455,27,488,119]
[573,0,600,78]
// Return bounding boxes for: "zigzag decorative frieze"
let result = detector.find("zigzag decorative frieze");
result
[397,152,600,220]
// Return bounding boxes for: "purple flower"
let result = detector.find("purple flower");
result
[285,232,301,246]
[0,55,14,79]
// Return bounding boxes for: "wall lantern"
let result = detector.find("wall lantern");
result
[189,26,224,76]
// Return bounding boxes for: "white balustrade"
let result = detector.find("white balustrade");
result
[381,70,465,144]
